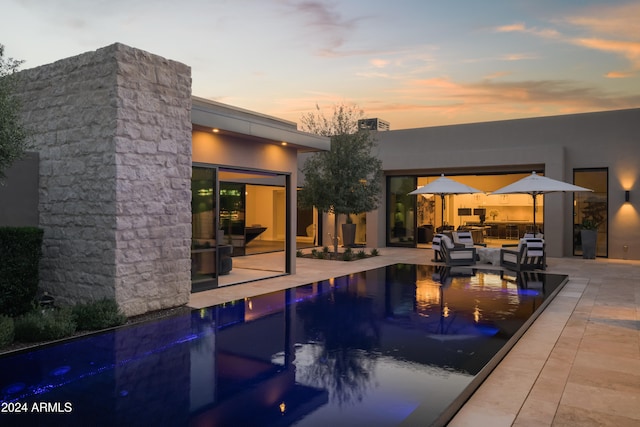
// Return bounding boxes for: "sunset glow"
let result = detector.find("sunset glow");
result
[2,0,639,130]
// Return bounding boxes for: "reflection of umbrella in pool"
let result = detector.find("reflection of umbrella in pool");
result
[491,172,593,232]
[409,174,483,229]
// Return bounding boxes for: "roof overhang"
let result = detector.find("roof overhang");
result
[191,96,329,152]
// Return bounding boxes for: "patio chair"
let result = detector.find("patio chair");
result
[432,234,445,262]
[434,234,477,266]
[500,238,546,271]
[452,230,487,248]
[523,232,544,239]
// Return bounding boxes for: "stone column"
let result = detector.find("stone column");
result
[17,43,192,316]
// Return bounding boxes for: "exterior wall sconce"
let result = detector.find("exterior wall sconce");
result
[625,190,630,203]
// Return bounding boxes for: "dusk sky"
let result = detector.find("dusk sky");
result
[3,0,640,130]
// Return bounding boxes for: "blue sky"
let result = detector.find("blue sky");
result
[3,0,639,129]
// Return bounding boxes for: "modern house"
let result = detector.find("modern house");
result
[2,43,328,316]
[312,108,640,262]
[2,43,639,317]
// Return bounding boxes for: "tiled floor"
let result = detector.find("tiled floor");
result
[188,248,640,426]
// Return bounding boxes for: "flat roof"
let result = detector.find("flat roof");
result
[191,97,329,152]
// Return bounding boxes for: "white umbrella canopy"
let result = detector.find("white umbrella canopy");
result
[409,174,483,229]
[491,172,593,231]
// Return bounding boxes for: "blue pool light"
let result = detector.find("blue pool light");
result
[2,382,25,395]
[50,365,71,376]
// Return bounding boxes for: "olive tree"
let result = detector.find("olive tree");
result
[0,44,27,180]
[298,103,383,256]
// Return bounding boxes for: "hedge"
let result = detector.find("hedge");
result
[0,227,44,317]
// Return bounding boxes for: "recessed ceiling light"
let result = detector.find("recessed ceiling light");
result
[281,141,288,146]
[212,128,219,133]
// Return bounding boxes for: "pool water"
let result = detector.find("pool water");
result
[0,265,567,427]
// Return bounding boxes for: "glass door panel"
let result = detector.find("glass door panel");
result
[192,167,218,291]
[387,176,417,247]
[218,169,287,286]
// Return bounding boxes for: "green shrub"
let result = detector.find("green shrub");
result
[0,227,44,317]
[342,248,353,261]
[0,315,15,347]
[14,308,76,342]
[322,246,329,254]
[296,249,303,257]
[356,249,367,259]
[311,249,318,257]
[370,248,379,256]
[72,299,126,330]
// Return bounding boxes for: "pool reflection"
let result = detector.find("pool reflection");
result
[0,265,566,427]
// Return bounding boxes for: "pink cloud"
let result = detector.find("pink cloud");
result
[572,38,640,69]
[605,70,636,79]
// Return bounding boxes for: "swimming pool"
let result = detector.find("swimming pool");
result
[0,264,567,426]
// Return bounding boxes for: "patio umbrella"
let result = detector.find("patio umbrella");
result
[491,172,592,232]
[409,174,483,229]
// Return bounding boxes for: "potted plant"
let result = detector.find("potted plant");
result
[298,104,383,257]
[580,199,606,259]
[342,214,357,248]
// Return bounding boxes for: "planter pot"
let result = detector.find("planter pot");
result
[342,223,357,248]
[580,229,597,259]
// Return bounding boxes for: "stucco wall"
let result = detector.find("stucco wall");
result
[16,43,193,315]
[373,108,640,259]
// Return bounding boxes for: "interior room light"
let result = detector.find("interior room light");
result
[625,190,630,203]
[212,128,219,133]
[281,141,287,146]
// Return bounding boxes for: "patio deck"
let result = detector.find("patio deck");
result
[189,247,640,426]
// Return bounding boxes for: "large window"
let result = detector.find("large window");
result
[573,169,608,257]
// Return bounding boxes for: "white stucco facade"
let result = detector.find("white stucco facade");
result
[367,108,640,260]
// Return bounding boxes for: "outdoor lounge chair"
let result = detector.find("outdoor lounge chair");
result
[433,233,477,266]
[452,230,487,248]
[500,237,546,271]
[432,234,445,262]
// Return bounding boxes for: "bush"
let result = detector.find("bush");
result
[72,299,126,331]
[342,248,353,261]
[0,227,44,317]
[370,248,379,256]
[14,308,76,342]
[0,315,15,347]
[356,249,367,259]
[296,250,303,257]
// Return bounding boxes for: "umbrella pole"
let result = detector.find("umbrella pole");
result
[440,194,445,231]
[532,193,537,233]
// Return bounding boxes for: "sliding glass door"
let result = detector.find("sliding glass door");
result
[192,165,291,291]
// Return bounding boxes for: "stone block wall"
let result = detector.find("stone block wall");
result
[16,43,192,316]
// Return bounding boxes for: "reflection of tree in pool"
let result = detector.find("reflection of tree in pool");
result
[296,288,381,406]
